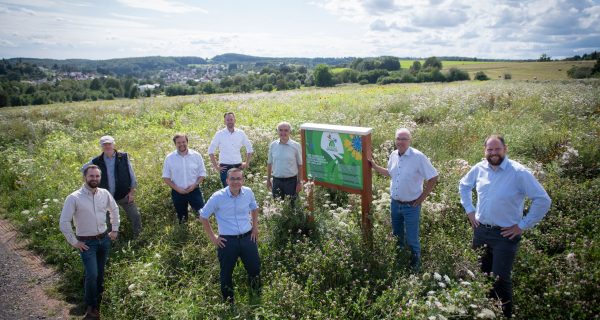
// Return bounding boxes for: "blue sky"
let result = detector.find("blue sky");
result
[0,0,598,60]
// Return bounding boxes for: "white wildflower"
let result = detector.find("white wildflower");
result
[52,199,59,203]
[21,210,30,215]
[460,281,471,286]
[444,274,451,283]
[422,273,431,281]
[434,272,442,281]
[427,291,435,296]
[42,204,48,209]
[128,283,136,291]
[476,308,495,319]
[466,269,476,279]
[438,282,446,288]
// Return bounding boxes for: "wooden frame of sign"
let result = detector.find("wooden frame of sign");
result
[300,123,373,245]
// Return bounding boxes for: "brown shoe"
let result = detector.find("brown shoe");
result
[84,306,99,319]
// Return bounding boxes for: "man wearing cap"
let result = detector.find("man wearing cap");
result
[368,128,438,272]
[459,134,551,318]
[84,135,142,238]
[208,112,254,187]
[267,121,303,201]
[199,168,261,303]
[163,133,207,223]
[59,164,119,319]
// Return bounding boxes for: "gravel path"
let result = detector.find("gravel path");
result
[0,219,73,319]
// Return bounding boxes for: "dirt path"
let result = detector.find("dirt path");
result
[0,219,74,319]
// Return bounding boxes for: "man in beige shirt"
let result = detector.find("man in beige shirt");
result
[59,164,119,319]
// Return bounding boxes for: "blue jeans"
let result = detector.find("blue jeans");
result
[219,163,242,187]
[217,232,261,302]
[171,188,204,223]
[80,235,111,307]
[390,200,421,268]
[473,225,521,318]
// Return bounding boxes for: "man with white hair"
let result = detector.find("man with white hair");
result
[267,121,303,201]
[369,128,438,271]
[84,135,142,238]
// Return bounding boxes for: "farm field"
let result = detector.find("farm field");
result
[0,80,598,319]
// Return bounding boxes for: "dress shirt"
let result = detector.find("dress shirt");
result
[59,185,120,245]
[83,153,137,195]
[207,128,253,164]
[459,156,551,230]
[267,139,302,178]
[162,149,207,189]
[199,186,258,236]
[387,147,438,201]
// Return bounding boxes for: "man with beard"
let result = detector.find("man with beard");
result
[459,134,551,318]
[208,112,254,187]
[369,128,438,272]
[59,164,119,319]
[162,133,207,223]
[83,135,142,238]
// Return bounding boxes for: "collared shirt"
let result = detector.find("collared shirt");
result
[199,186,258,236]
[267,138,302,178]
[387,147,438,202]
[207,128,254,164]
[59,185,120,245]
[83,152,137,195]
[459,156,551,230]
[162,149,207,189]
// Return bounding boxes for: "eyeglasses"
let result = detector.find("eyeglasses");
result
[228,177,243,181]
[396,138,410,141]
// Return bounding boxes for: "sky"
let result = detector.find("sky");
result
[0,0,599,60]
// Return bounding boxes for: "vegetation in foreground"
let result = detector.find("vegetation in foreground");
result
[0,80,598,319]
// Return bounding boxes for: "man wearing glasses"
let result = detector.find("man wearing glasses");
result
[368,128,438,272]
[198,168,261,303]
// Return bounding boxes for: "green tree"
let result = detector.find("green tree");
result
[423,57,442,70]
[313,64,334,87]
[474,71,490,80]
[379,56,401,71]
[90,78,102,90]
[409,61,422,74]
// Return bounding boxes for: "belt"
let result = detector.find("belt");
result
[394,199,417,205]
[221,230,252,239]
[219,163,242,167]
[77,231,108,241]
[273,175,298,181]
[480,223,502,230]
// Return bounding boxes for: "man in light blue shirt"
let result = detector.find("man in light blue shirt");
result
[199,168,260,303]
[459,134,551,318]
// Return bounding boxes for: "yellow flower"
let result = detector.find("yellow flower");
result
[343,135,362,161]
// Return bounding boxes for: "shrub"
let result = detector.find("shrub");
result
[567,66,593,79]
[262,83,274,92]
[474,71,490,81]
[504,73,512,80]
[446,68,470,82]
[358,79,369,85]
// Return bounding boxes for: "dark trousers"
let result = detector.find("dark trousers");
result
[171,188,204,223]
[473,225,521,318]
[272,176,298,200]
[219,163,242,187]
[80,235,111,308]
[217,232,261,302]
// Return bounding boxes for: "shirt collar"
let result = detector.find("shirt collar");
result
[81,184,97,195]
[226,186,245,197]
[484,155,510,170]
[398,147,413,157]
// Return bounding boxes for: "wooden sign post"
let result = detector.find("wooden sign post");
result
[300,123,373,246]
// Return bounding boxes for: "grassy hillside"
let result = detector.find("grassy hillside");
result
[0,80,598,319]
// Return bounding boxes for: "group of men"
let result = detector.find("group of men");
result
[59,114,550,318]
[59,113,302,318]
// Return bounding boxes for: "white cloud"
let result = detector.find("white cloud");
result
[115,0,208,14]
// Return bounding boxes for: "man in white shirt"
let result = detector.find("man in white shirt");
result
[162,133,207,223]
[59,164,119,319]
[208,112,254,187]
[369,128,438,272]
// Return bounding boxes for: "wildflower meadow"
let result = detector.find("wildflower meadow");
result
[0,80,598,319]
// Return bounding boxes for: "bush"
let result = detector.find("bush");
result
[474,71,490,81]
[504,73,512,80]
[377,76,401,85]
[446,68,470,82]
[313,64,334,87]
[358,79,369,85]
[567,66,593,79]
[262,83,273,92]
[358,69,389,84]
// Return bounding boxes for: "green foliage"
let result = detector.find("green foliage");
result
[567,66,593,79]
[474,71,490,81]
[504,73,512,80]
[445,68,470,81]
[423,57,443,70]
[0,81,598,319]
[313,64,334,87]
[409,61,422,74]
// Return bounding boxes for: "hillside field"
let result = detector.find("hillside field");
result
[0,80,598,319]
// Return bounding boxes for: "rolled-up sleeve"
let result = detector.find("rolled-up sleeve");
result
[242,132,253,153]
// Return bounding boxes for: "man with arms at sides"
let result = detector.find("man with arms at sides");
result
[162,133,207,223]
[59,164,119,319]
[368,128,438,272]
[199,168,261,303]
[208,112,254,187]
[267,121,303,202]
[459,134,551,318]
[83,135,142,238]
